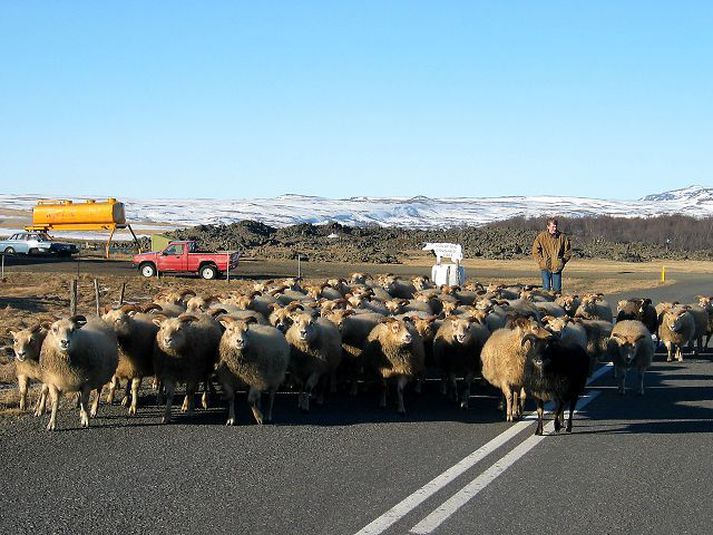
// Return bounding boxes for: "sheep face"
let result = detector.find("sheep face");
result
[669,310,692,333]
[102,309,133,338]
[291,313,320,343]
[385,299,407,315]
[270,307,298,333]
[48,316,88,353]
[542,316,568,336]
[10,324,46,362]
[155,316,196,353]
[409,316,437,341]
[384,319,413,347]
[186,296,208,313]
[449,318,474,345]
[221,322,250,352]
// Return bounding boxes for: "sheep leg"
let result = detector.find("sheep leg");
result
[248,387,264,424]
[184,382,197,415]
[440,374,448,396]
[223,383,236,426]
[535,399,544,436]
[201,380,215,410]
[106,375,118,404]
[34,383,49,417]
[128,377,141,415]
[565,397,577,433]
[665,341,673,362]
[47,384,60,431]
[553,400,564,433]
[302,372,320,413]
[17,375,28,412]
[121,379,132,407]
[379,377,388,409]
[448,373,458,402]
[460,372,474,410]
[637,368,645,396]
[503,385,514,422]
[618,366,627,395]
[396,375,408,414]
[79,386,92,428]
[329,370,337,394]
[90,385,104,418]
[676,345,684,362]
[414,374,423,395]
[266,388,276,423]
[162,381,176,424]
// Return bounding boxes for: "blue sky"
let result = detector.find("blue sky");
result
[0,1,711,200]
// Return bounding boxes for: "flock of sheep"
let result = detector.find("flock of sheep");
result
[7,273,712,434]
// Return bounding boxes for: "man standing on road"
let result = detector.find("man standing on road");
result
[532,217,571,292]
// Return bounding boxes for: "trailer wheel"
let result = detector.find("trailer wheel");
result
[140,263,156,278]
[199,264,217,280]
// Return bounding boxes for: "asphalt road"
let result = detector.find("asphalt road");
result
[1,267,712,534]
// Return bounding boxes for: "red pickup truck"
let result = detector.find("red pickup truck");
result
[132,240,239,280]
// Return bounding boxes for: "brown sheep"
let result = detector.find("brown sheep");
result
[480,317,552,422]
[361,317,425,414]
[607,320,654,395]
[658,306,695,361]
[285,311,342,412]
[216,317,289,425]
[9,323,49,412]
[153,314,222,423]
[433,314,490,409]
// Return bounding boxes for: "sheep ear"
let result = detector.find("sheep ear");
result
[29,323,43,333]
[9,330,17,338]
[243,316,258,325]
[218,316,237,327]
[541,315,553,325]
[210,308,228,318]
[103,305,113,314]
[70,315,87,329]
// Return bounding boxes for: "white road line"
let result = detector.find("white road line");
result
[353,363,612,535]
[409,390,603,535]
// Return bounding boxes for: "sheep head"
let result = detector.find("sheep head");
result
[10,322,49,362]
[48,316,87,354]
[381,318,413,347]
[155,315,198,354]
[610,332,649,366]
[291,312,320,343]
[219,317,257,351]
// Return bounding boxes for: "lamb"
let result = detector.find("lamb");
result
[285,311,342,412]
[480,317,552,422]
[39,315,119,431]
[9,323,49,412]
[433,315,490,408]
[658,306,695,362]
[101,304,159,415]
[215,317,289,425]
[607,320,654,395]
[523,338,589,435]
[575,293,613,322]
[361,317,425,413]
[616,298,657,335]
[152,313,222,423]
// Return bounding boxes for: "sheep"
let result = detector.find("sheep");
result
[480,317,552,422]
[616,298,657,335]
[361,317,425,413]
[683,304,708,354]
[39,315,119,431]
[433,315,490,408]
[152,313,222,423]
[322,309,385,394]
[541,315,588,351]
[575,293,613,322]
[412,275,435,291]
[696,295,713,348]
[101,304,159,415]
[523,338,589,435]
[573,318,613,374]
[269,301,306,333]
[533,301,567,318]
[554,294,581,317]
[607,320,654,395]
[215,317,289,425]
[658,306,695,362]
[9,323,49,412]
[285,311,342,412]
[385,276,417,299]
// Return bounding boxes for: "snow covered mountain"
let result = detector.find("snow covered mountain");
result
[1,185,712,231]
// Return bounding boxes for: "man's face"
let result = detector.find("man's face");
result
[547,221,558,234]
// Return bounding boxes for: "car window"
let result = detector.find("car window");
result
[9,234,17,240]
[164,244,184,255]
[23,234,32,241]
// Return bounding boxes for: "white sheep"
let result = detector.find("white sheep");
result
[40,315,119,431]
[607,320,654,395]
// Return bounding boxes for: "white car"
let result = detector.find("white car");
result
[0,232,78,256]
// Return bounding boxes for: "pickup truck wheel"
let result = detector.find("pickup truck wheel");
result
[4,247,15,255]
[140,263,156,278]
[199,264,217,280]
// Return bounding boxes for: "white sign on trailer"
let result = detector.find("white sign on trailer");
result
[421,242,463,263]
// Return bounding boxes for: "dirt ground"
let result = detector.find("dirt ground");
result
[0,256,697,413]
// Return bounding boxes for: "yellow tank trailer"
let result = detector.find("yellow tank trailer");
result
[25,198,141,257]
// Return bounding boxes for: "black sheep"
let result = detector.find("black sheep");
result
[523,338,589,436]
